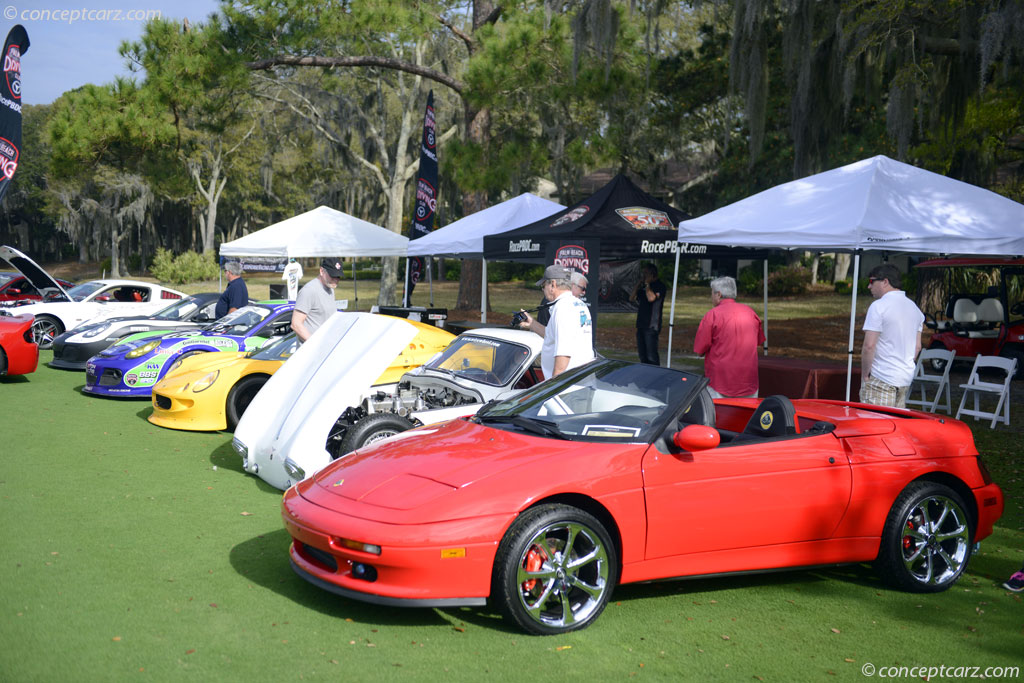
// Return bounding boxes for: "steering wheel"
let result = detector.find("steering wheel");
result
[462,367,501,384]
[924,311,938,329]
[1011,301,1024,316]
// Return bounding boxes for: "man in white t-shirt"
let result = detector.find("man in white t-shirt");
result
[518,265,594,379]
[282,258,303,301]
[860,264,924,408]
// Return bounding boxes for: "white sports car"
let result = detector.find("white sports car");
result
[0,245,186,349]
[232,313,546,490]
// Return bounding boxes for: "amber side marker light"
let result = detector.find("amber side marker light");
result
[440,548,466,558]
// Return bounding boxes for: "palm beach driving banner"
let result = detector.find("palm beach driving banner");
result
[403,90,437,305]
[0,24,28,203]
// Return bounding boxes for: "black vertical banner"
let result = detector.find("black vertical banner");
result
[404,90,437,305]
[545,238,600,333]
[0,24,29,203]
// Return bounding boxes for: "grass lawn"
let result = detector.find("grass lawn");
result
[2,275,1022,680]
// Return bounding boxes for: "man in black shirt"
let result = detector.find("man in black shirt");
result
[630,263,666,365]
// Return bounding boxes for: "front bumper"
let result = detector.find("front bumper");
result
[50,339,109,370]
[83,361,151,397]
[281,486,504,605]
[148,386,227,431]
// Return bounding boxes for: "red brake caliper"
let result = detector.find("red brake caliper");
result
[522,544,548,592]
[902,520,915,550]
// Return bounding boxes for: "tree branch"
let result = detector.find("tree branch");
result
[245,55,465,95]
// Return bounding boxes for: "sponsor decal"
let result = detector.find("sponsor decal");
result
[4,44,22,100]
[423,103,436,149]
[640,240,708,255]
[508,239,541,253]
[125,374,137,386]
[0,136,17,180]
[553,244,589,275]
[333,479,345,488]
[415,178,436,221]
[551,206,589,227]
[615,207,673,230]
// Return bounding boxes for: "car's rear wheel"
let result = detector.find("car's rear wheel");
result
[339,412,415,454]
[226,375,269,431]
[31,315,63,349]
[0,346,7,375]
[492,504,617,635]
[875,481,973,592]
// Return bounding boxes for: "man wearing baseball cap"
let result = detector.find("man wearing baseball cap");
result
[291,258,343,342]
[518,265,594,379]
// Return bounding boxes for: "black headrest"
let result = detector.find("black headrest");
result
[740,395,796,438]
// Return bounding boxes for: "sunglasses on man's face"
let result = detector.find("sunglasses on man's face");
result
[868,277,880,284]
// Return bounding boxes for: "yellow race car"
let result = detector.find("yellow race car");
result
[148,319,454,432]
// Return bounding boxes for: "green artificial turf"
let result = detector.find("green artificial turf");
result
[1,354,1022,682]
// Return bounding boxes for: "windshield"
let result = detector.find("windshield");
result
[66,281,106,302]
[249,332,300,361]
[0,273,15,285]
[206,305,271,335]
[475,360,704,442]
[425,334,532,387]
[152,297,202,321]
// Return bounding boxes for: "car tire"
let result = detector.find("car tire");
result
[339,412,415,454]
[31,315,64,350]
[0,346,7,375]
[226,375,270,431]
[926,341,950,373]
[874,481,973,593]
[492,504,618,635]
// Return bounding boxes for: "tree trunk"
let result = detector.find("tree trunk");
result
[834,253,851,282]
[456,97,492,311]
[110,224,121,278]
[810,253,820,285]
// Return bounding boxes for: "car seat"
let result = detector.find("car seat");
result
[731,395,796,443]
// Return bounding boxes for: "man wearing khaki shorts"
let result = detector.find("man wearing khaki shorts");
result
[860,264,924,408]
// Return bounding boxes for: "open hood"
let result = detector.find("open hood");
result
[0,245,72,300]
[236,312,420,489]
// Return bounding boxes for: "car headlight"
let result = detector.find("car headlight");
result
[190,370,219,393]
[82,323,111,338]
[125,340,161,359]
[283,458,306,480]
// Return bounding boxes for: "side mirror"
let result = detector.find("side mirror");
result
[672,424,720,451]
[7,287,21,295]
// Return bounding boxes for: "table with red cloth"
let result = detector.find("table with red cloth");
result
[758,356,861,401]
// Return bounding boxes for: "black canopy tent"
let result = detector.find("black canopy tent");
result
[482,174,764,363]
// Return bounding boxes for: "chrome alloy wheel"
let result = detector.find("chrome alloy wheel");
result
[515,520,611,630]
[899,494,970,587]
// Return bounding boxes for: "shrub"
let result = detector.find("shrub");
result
[834,279,852,294]
[766,265,810,296]
[150,248,220,284]
[737,263,763,295]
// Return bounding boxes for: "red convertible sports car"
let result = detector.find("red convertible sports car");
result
[282,359,1004,635]
[0,311,39,375]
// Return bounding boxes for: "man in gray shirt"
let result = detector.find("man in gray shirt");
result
[291,258,343,341]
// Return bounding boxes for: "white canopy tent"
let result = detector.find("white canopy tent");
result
[219,206,409,309]
[675,155,1024,397]
[219,206,409,258]
[406,192,564,320]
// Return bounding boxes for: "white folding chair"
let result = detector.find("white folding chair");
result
[906,348,956,413]
[955,355,1017,429]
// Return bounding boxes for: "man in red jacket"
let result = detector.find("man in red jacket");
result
[694,276,765,398]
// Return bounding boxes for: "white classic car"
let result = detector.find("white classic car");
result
[0,245,186,349]
[232,313,545,490]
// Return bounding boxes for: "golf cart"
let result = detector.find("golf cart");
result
[917,257,1024,377]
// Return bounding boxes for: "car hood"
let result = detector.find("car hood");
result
[235,313,420,477]
[0,245,71,300]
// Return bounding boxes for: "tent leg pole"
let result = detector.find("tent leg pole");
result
[667,248,681,368]
[763,260,769,356]
[402,257,409,308]
[354,262,358,311]
[846,254,861,401]
[428,259,434,307]
[481,259,487,324]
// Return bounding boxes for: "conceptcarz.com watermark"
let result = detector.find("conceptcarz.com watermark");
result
[3,5,161,23]
[861,663,1020,679]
